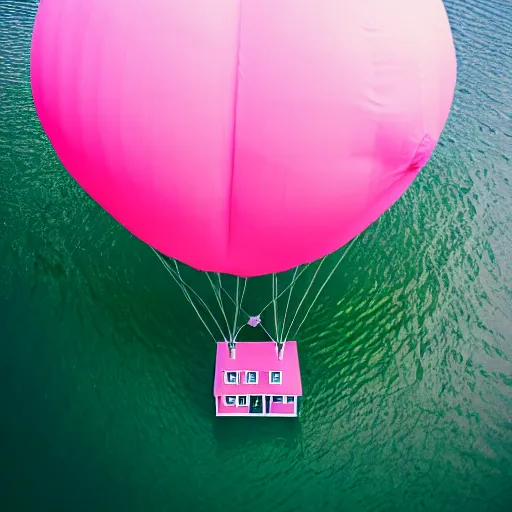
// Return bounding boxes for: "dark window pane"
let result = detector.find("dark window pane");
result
[246,371,257,383]
[271,372,281,383]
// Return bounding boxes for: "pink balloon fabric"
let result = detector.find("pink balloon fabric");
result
[31,0,456,277]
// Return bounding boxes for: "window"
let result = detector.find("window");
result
[269,371,282,384]
[224,396,236,406]
[273,396,283,403]
[224,371,239,384]
[286,396,295,404]
[245,371,258,384]
[237,396,247,407]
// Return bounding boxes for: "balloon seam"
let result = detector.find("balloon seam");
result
[226,0,244,261]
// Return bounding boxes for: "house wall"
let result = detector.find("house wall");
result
[217,397,249,415]
[270,401,295,415]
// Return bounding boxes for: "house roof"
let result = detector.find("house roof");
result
[213,341,302,396]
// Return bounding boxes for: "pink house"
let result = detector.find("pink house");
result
[214,341,302,417]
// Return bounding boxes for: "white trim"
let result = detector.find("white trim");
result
[223,370,239,384]
[216,412,264,417]
[215,394,299,417]
[244,370,259,385]
[269,371,283,384]
[216,413,296,417]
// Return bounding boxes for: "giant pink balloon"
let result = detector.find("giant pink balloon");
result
[30,0,456,277]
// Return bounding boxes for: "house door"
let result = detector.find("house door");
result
[249,395,263,414]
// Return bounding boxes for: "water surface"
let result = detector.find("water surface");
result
[1,1,511,511]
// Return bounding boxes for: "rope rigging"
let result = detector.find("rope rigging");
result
[153,235,358,346]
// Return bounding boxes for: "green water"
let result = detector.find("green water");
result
[1,1,511,511]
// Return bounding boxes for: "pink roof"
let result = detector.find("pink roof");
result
[214,341,302,396]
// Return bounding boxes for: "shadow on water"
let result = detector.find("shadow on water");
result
[212,415,303,452]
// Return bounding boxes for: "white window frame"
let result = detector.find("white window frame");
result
[224,370,239,385]
[237,395,248,407]
[245,370,259,385]
[224,395,237,406]
[286,396,295,404]
[269,371,282,385]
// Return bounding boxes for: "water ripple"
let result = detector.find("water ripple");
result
[1,0,512,511]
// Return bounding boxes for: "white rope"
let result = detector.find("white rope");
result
[205,272,233,341]
[236,277,248,336]
[153,232,358,345]
[153,249,229,341]
[272,273,280,342]
[282,256,327,341]
[279,266,299,343]
[152,249,218,341]
[258,264,311,315]
[287,235,358,340]
[232,277,240,341]
[171,259,231,341]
